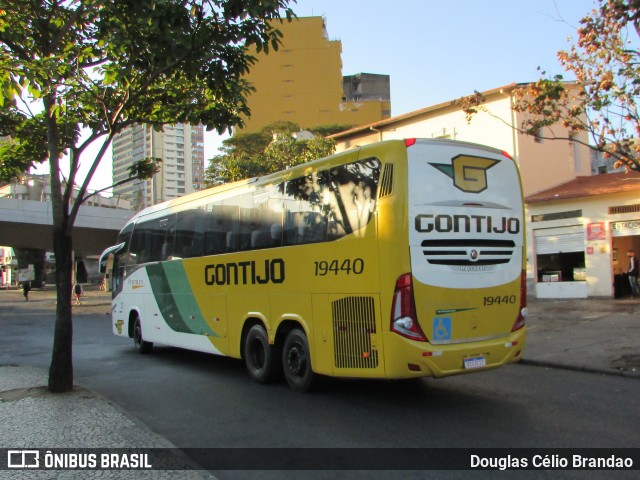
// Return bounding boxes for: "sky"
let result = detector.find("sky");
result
[294,0,596,116]
[63,0,600,192]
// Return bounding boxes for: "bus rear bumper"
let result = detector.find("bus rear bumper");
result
[382,327,526,379]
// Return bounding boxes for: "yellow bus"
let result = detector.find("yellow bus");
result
[100,138,526,391]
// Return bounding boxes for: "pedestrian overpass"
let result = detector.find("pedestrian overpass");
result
[0,198,134,257]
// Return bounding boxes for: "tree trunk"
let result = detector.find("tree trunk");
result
[48,229,74,393]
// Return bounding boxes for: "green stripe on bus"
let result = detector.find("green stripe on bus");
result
[146,262,218,337]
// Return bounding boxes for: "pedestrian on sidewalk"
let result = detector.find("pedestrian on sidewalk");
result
[74,282,83,305]
[627,250,640,298]
[22,281,31,301]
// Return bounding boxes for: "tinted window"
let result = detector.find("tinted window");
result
[283,158,380,245]
[130,214,177,264]
[126,158,381,261]
[175,209,204,258]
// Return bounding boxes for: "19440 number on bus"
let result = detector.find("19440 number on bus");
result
[483,295,517,306]
[314,258,364,276]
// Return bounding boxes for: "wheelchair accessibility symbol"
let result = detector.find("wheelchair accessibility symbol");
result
[433,317,452,341]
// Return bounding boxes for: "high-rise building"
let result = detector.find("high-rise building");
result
[112,123,205,209]
[239,16,391,133]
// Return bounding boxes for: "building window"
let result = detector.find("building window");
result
[537,252,586,282]
[531,210,582,223]
[535,231,585,282]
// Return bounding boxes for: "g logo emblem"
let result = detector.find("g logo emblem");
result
[430,155,499,193]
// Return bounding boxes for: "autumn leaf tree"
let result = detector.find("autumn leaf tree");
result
[459,0,640,171]
[0,0,293,393]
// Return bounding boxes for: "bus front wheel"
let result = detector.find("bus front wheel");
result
[133,317,153,354]
[282,328,315,392]
[244,324,279,384]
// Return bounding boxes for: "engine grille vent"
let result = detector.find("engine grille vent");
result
[332,296,378,369]
[378,163,394,198]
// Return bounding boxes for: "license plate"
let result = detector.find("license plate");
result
[464,356,486,369]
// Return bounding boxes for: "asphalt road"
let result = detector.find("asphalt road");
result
[1,295,638,480]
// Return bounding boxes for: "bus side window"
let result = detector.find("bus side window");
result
[152,215,176,261]
[231,218,251,251]
[270,223,283,247]
[204,230,226,255]
[226,230,239,251]
[129,215,177,263]
[237,185,283,251]
[175,209,203,259]
[328,159,381,239]
[283,211,301,245]
[250,213,282,249]
[116,223,134,253]
[161,242,171,260]
[115,223,135,267]
[283,173,329,246]
[302,211,327,243]
[204,203,233,255]
[251,226,271,249]
[129,223,148,264]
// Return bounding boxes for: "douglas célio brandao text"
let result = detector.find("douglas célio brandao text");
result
[470,453,634,470]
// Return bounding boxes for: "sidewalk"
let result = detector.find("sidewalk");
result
[0,283,112,312]
[524,296,640,378]
[1,287,638,477]
[0,366,212,479]
[0,285,212,479]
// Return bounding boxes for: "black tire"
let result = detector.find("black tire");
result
[244,324,279,384]
[133,316,153,354]
[282,328,315,392]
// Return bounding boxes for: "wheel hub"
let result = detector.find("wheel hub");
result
[287,345,304,376]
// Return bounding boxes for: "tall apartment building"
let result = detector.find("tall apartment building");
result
[112,123,205,209]
[239,16,391,133]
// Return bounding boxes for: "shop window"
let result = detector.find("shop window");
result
[537,252,586,282]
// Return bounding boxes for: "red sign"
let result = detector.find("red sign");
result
[587,222,606,241]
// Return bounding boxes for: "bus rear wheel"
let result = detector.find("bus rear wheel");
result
[282,328,315,392]
[133,316,153,354]
[244,324,279,384]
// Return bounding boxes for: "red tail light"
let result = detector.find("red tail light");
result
[512,270,527,332]
[391,273,427,341]
[404,138,417,148]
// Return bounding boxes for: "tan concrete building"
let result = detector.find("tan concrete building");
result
[331,82,592,198]
[240,17,391,133]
